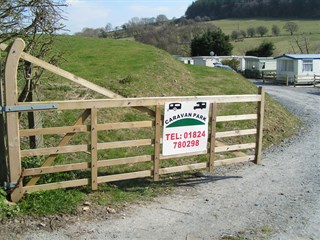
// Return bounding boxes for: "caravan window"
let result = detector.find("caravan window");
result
[302,60,313,72]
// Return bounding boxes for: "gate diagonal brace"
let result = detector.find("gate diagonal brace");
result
[0,104,58,113]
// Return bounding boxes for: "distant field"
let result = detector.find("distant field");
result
[213,19,320,35]
[211,19,320,55]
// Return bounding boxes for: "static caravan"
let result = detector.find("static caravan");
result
[244,57,276,71]
[174,55,194,65]
[274,54,320,84]
[244,57,277,78]
[192,56,220,67]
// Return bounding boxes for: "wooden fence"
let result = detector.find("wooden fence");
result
[0,39,265,202]
[262,71,277,83]
[294,74,320,87]
[263,72,320,87]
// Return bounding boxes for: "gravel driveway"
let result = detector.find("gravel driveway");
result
[21,83,320,240]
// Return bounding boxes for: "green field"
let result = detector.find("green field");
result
[1,35,301,217]
[211,18,320,55]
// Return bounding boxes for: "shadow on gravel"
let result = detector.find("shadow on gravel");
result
[307,91,320,96]
[175,175,242,187]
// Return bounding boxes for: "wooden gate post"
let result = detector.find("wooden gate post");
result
[208,102,217,172]
[4,38,25,202]
[254,87,265,164]
[91,108,98,190]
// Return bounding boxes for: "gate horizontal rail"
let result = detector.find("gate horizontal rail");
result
[7,92,264,202]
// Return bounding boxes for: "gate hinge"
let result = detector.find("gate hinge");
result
[0,104,58,113]
[3,181,16,191]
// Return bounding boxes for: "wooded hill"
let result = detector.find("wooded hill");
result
[185,0,320,19]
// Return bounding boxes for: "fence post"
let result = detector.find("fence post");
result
[208,102,217,172]
[153,104,161,181]
[286,74,289,86]
[91,108,98,190]
[314,74,316,87]
[4,39,26,202]
[254,87,265,164]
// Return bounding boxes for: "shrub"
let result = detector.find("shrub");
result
[256,26,269,37]
[246,42,275,57]
[272,25,280,36]
[247,27,256,37]
[222,59,240,70]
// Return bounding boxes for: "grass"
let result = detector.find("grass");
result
[222,225,273,240]
[210,18,320,55]
[1,35,301,218]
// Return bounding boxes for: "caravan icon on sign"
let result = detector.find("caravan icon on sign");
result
[168,102,182,111]
[193,102,207,110]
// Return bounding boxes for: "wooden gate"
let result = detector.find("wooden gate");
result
[0,39,265,202]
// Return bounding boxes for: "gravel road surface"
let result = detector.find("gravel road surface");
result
[20,83,320,240]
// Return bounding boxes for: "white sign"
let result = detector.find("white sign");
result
[162,101,209,156]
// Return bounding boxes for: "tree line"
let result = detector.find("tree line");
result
[231,22,299,40]
[185,0,320,19]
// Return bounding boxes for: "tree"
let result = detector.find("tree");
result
[256,26,269,37]
[240,30,247,38]
[231,30,240,41]
[156,14,168,23]
[247,27,256,37]
[105,23,113,32]
[272,25,280,36]
[283,22,299,35]
[135,22,217,56]
[194,16,202,22]
[246,42,275,57]
[221,58,240,70]
[185,0,320,19]
[1,1,66,140]
[0,0,66,43]
[0,0,66,182]
[289,34,311,54]
[191,30,233,56]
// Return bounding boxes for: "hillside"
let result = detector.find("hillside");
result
[110,18,320,57]
[41,35,300,147]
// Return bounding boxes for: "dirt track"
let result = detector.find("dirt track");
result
[13,83,320,239]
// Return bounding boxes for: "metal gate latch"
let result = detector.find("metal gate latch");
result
[0,104,58,112]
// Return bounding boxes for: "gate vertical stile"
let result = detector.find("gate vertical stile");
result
[5,39,25,202]
[0,48,9,184]
[254,87,265,164]
[153,104,161,181]
[209,102,217,173]
[91,107,98,190]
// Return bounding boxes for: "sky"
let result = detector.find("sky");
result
[63,0,195,34]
